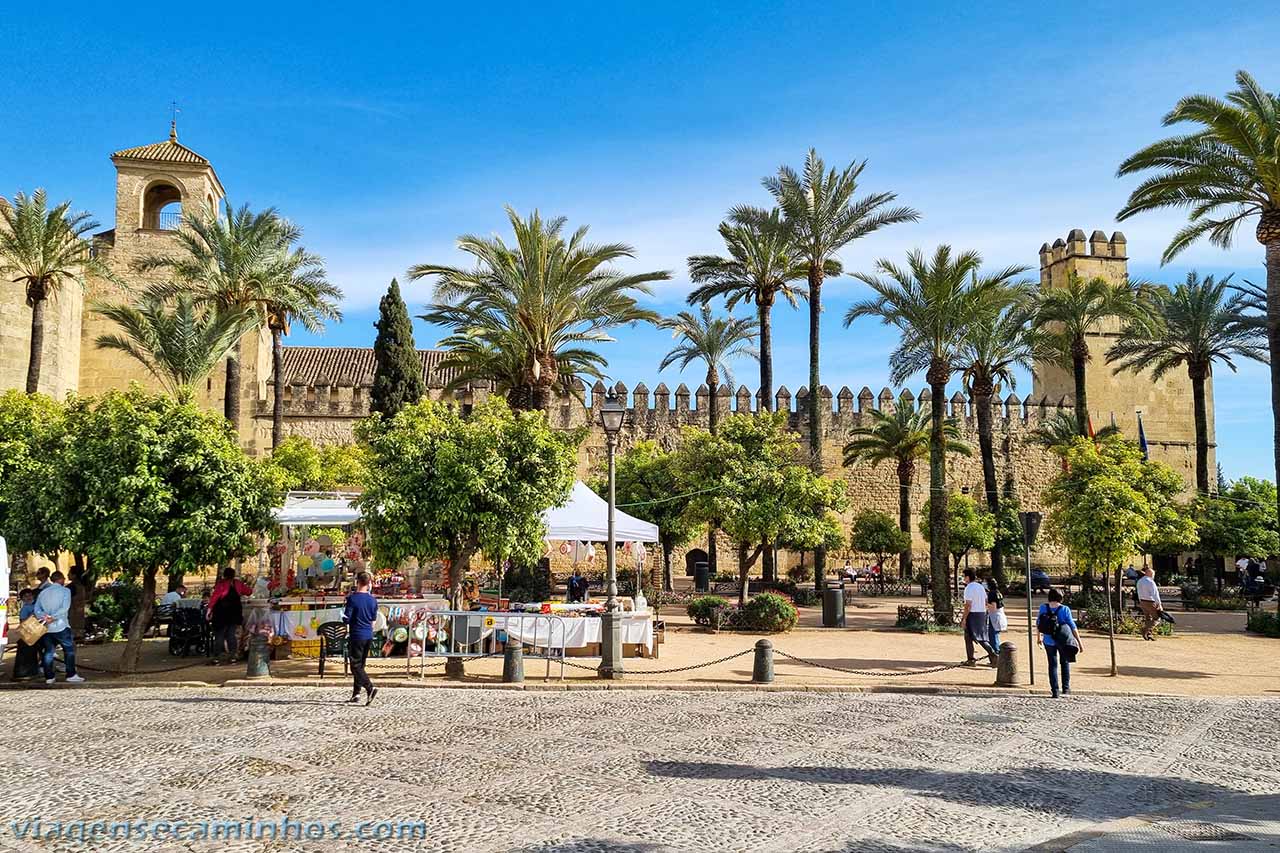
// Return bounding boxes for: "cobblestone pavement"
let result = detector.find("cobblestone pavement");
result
[2,688,1278,853]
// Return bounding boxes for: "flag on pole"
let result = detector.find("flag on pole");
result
[1137,412,1149,460]
[1086,414,1096,439]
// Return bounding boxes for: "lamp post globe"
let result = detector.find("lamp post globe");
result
[598,388,625,679]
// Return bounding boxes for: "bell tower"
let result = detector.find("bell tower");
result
[1031,229,1207,489]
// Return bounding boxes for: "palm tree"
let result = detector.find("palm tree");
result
[0,190,102,392]
[259,246,342,448]
[659,304,758,584]
[658,304,759,433]
[846,246,1023,620]
[956,296,1035,585]
[93,294,257,396]
[1027,411,1119,451]
[135,201,302,427]
[687,207,820,409]
[412,206,669,413]
[1107,273,1267,495]
[766,148,919,587]
[1116,70,1280,545]
[843,405,970,579]
[1032,272,1151,436]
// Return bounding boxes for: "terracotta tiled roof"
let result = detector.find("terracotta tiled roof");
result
[279,346,462,389]
[111,137,210,166]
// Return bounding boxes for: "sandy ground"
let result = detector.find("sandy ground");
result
[8,594,1277,697]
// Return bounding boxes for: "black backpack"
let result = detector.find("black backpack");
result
[1036,605,1059,637]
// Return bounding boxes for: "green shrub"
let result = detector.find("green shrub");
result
[87,581,144,642]
[1246,610,1280,638]
[687,595,732,628]
[1180,583,1246,611]
[787,563,813,584]
[738,592,798,633]
[791,587,820,607]
[1076,605,1173,637]
[504,561,552,603]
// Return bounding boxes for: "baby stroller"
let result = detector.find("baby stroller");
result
[168,607,210,657]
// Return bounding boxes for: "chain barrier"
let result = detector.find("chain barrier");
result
[774,650,977,677]
[559,647,754,675]
[74,659,211,676]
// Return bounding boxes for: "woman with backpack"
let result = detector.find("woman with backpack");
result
[1036,588,1083,698]
[207,567,250,666]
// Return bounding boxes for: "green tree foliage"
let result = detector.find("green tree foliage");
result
[34,389,278,671]
[268,436,369,492]
[0,391,66,557]
[595,440,700,592]
[849,509,911,574]
[355,398,577,674]
[678,413,847,605]
[919,493,996,577]
[411,207,668,412]
[0,190,104,393]
[1043,434,1197,672]
[371,278,425,418]
[93,294,257,395]
[1195,477,1280,561]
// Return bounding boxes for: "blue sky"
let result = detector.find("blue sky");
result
[3,2,1279,477]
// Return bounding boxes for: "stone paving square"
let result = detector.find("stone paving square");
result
[1,687,1278,852]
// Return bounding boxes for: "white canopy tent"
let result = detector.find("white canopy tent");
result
[273,492,362,526]
[541,481,659,543]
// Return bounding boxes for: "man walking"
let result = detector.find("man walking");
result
[342,571,379,705]
[35,571,84,685]
[961,568,997,666]
[1136,566,1164,641]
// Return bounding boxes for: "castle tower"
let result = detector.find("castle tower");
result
[1031,229,1207,489]
[79,124,269,449]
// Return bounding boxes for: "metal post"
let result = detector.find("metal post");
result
[599,432,623,679]
[1025,538,1034,686]
[751,638,774,683]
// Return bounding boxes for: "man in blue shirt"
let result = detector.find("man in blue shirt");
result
[35,571,84,685]
[342,572,379,705]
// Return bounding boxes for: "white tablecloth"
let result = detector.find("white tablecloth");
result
[491,613,653,653]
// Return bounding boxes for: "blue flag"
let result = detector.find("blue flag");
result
[1137,412,1149,460]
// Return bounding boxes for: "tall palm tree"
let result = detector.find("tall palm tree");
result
[658,305,760,433]
[843,405,970,578]
[687,207,820,409]
[766,149,919,586]
[135,201,301,427]
[1116,70,1280,545]
[956,296,1035,585]
[659,304,758,583]
[846,246,1023,620]
[0,190,102,393]
[93,294,257,396]
[412,206,669,413]
[1107,273,1267,495]
[1032,272,1151,436]
[1027,411,1119,451]
[259,246,342,448]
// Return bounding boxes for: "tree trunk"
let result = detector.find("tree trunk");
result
[1189,363,1210,497]
[25,285,46,394]
[224,354,241,427]
[707,368,720,434]
[1104,564,1117,677]
[897,461,914,579]
[272,327,285,450]
[1071,339,1089,436]
[974,381,1004,586]
[808,264,826,590]
[662,542,673,592]
[762,544,775,583]
[531,380,553,413]
[758,299,773,411]
[708,524,717,579]
[121,568,159,673]
[1264,235,1280,617]
[927,362,952,621]
[738,544,765,607]
[445,541,474,679]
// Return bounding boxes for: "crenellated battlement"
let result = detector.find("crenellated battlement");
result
[1038,227,1127,269]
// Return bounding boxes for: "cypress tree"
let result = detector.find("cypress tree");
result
[371,279,424,418]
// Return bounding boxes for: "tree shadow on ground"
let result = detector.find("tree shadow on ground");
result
[643,760,1246,824]
[508,841,667,853]
[773,657,966,673]
[139,696,340,707]
[1074,665,1214,680]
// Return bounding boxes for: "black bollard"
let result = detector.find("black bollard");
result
[752,638,774,683]
[245,635,271,678]
[995,641,1019,687]
[502,639,524,683]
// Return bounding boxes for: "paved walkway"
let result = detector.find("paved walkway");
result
[2,688,1277,851]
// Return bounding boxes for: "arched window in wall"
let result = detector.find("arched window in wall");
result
[142,182,182,230]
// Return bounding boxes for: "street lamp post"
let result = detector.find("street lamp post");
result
[1018,511,1043,686]
[598,388,625,680]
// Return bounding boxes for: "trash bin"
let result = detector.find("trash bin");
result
[822,581,846,628]
[694,561,710,592]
